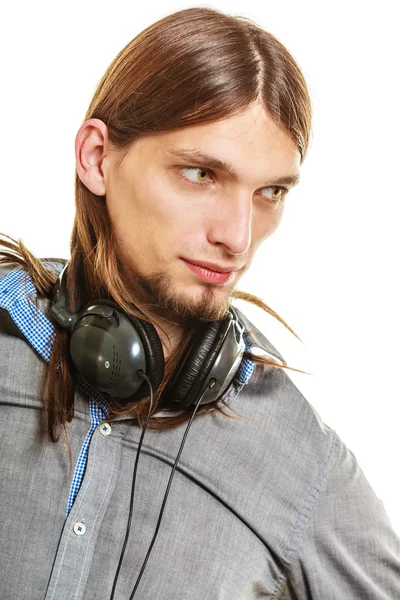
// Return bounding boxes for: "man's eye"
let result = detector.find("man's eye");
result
[178,166,289,204]
[179,167,212,184]
[260,186,289,203]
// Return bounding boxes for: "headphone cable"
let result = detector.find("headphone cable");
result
[109,369,155,599]
[110,370,216,599]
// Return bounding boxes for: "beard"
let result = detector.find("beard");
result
[122,264,233,324]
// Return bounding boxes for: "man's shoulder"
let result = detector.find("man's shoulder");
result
[229,308,338,482]
[242,361,336,460]
[232,304,333,451]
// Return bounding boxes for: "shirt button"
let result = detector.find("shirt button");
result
[99,422,112,436]
[73,522,86,536]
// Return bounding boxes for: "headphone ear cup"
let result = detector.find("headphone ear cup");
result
[122,304,165,399]
[166,315,233,408]
[69,298,165,403]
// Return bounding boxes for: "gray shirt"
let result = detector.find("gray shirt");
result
[1,264,399,599]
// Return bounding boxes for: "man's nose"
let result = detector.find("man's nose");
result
[206,193,252,256]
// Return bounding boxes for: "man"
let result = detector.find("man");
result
[1,6,399,599]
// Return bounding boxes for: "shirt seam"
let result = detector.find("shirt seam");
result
[271,430,339,598]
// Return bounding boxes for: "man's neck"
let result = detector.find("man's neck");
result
[146,312,194,362]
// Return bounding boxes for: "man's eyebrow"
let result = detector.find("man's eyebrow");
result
[163,146,301,187]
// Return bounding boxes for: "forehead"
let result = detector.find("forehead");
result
[138,105,301,180]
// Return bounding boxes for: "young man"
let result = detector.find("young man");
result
[1,7,399,599]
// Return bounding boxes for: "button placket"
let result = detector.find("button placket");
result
[44,422,121,600]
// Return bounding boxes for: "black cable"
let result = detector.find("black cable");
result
[110,371,216,599]
[109,369,154,599]
[128,378,216,599]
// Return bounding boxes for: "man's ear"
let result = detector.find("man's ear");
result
[75,118,109,196]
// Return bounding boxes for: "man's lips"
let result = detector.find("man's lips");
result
[181,259,237,284]
[182,258,243,274]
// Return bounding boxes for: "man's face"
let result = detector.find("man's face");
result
[102,103,301,323]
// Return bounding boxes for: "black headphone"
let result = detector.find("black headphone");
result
[49,261,246,408]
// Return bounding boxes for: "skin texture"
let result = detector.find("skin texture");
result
[75,101,301,357]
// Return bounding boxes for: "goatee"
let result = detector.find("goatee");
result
[124,267,232,324]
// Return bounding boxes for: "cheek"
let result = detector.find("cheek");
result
[251,204,285,245]
[107,175,176,238]
[105,175,136,231]
[141,176,181,218]
[143,177,208,237]
[269,205,285,230]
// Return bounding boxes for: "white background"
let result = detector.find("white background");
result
[1,1,399,535]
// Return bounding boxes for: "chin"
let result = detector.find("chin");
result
[167,284,231,322]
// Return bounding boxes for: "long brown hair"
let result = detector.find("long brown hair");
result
[0,7,312,461]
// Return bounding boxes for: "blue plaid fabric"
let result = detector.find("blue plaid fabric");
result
[0,267,254,515]
[238,339,254,383]
[66,399,110,514]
